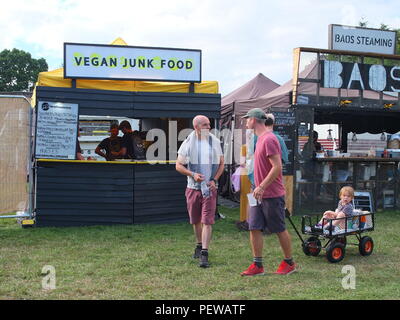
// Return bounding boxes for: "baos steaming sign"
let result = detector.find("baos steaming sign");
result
[64,43,202,82]
[329,24,397,55]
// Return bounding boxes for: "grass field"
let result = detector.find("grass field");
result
[0,207,399,300]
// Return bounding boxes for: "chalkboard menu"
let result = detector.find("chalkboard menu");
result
[274,111,295,175]
[35,101,79,160]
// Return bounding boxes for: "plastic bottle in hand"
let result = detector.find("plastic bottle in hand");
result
[201,181,210,198]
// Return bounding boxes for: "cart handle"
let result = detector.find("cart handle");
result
[285,209,305,244]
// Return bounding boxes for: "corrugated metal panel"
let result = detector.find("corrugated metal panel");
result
[133,164,188,224]
[35,162,134,227]
[35,86,221,119]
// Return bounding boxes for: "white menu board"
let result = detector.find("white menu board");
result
[35,101,79,160]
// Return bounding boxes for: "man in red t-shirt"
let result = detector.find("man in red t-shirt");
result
[240,108,296,276]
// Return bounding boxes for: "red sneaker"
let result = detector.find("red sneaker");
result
[240,263,265,276]
[274,260,297,275]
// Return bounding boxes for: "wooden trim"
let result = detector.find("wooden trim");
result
[292,48,301,105]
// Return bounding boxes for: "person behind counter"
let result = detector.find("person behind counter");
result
[118,120,146,160]
[95,123,123,161]
[301,130,323,197]
[302,130,322,159]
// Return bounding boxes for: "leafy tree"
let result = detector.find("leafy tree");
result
[0,48,48,92]
[380,23,390,31]
[358,19,368,28]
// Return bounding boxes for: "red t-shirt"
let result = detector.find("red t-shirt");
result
[254,131,286,199]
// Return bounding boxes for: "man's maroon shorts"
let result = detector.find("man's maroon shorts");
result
[185,188,217,225]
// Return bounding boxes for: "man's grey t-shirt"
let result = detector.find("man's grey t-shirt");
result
[178,134,223,190]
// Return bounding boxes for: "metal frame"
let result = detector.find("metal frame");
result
[0,95,34,222]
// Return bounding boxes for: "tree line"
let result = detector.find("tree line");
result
[0,48,48,92]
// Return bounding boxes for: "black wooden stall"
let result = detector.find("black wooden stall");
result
[33,86,220,227]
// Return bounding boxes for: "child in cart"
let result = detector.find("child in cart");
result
[315,186,355,233]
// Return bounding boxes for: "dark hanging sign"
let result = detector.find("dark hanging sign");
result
[274,111,295,175]
[321,60,400,92]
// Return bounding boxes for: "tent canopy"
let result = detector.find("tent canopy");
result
[219,73,283,169]
[221,73,279,119]
[222,73,279,106]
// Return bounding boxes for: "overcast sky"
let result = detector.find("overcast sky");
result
[1,0,399,96]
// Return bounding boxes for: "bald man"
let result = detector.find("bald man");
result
[176,115,224,268]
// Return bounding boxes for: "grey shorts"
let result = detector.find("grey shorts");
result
[247,196,286,234]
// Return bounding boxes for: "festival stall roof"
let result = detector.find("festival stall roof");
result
[231,61,400,134]
[31,38,220,120]
[31,38,219,108]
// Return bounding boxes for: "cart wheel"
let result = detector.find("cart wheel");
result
[359,236,374,256]
[303,237,321,256]
[335,236,347,247]
[326,243,345,263]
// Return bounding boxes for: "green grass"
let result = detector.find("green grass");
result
[0,207,399,300]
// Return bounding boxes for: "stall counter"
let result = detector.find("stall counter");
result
[34,159,187,227]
